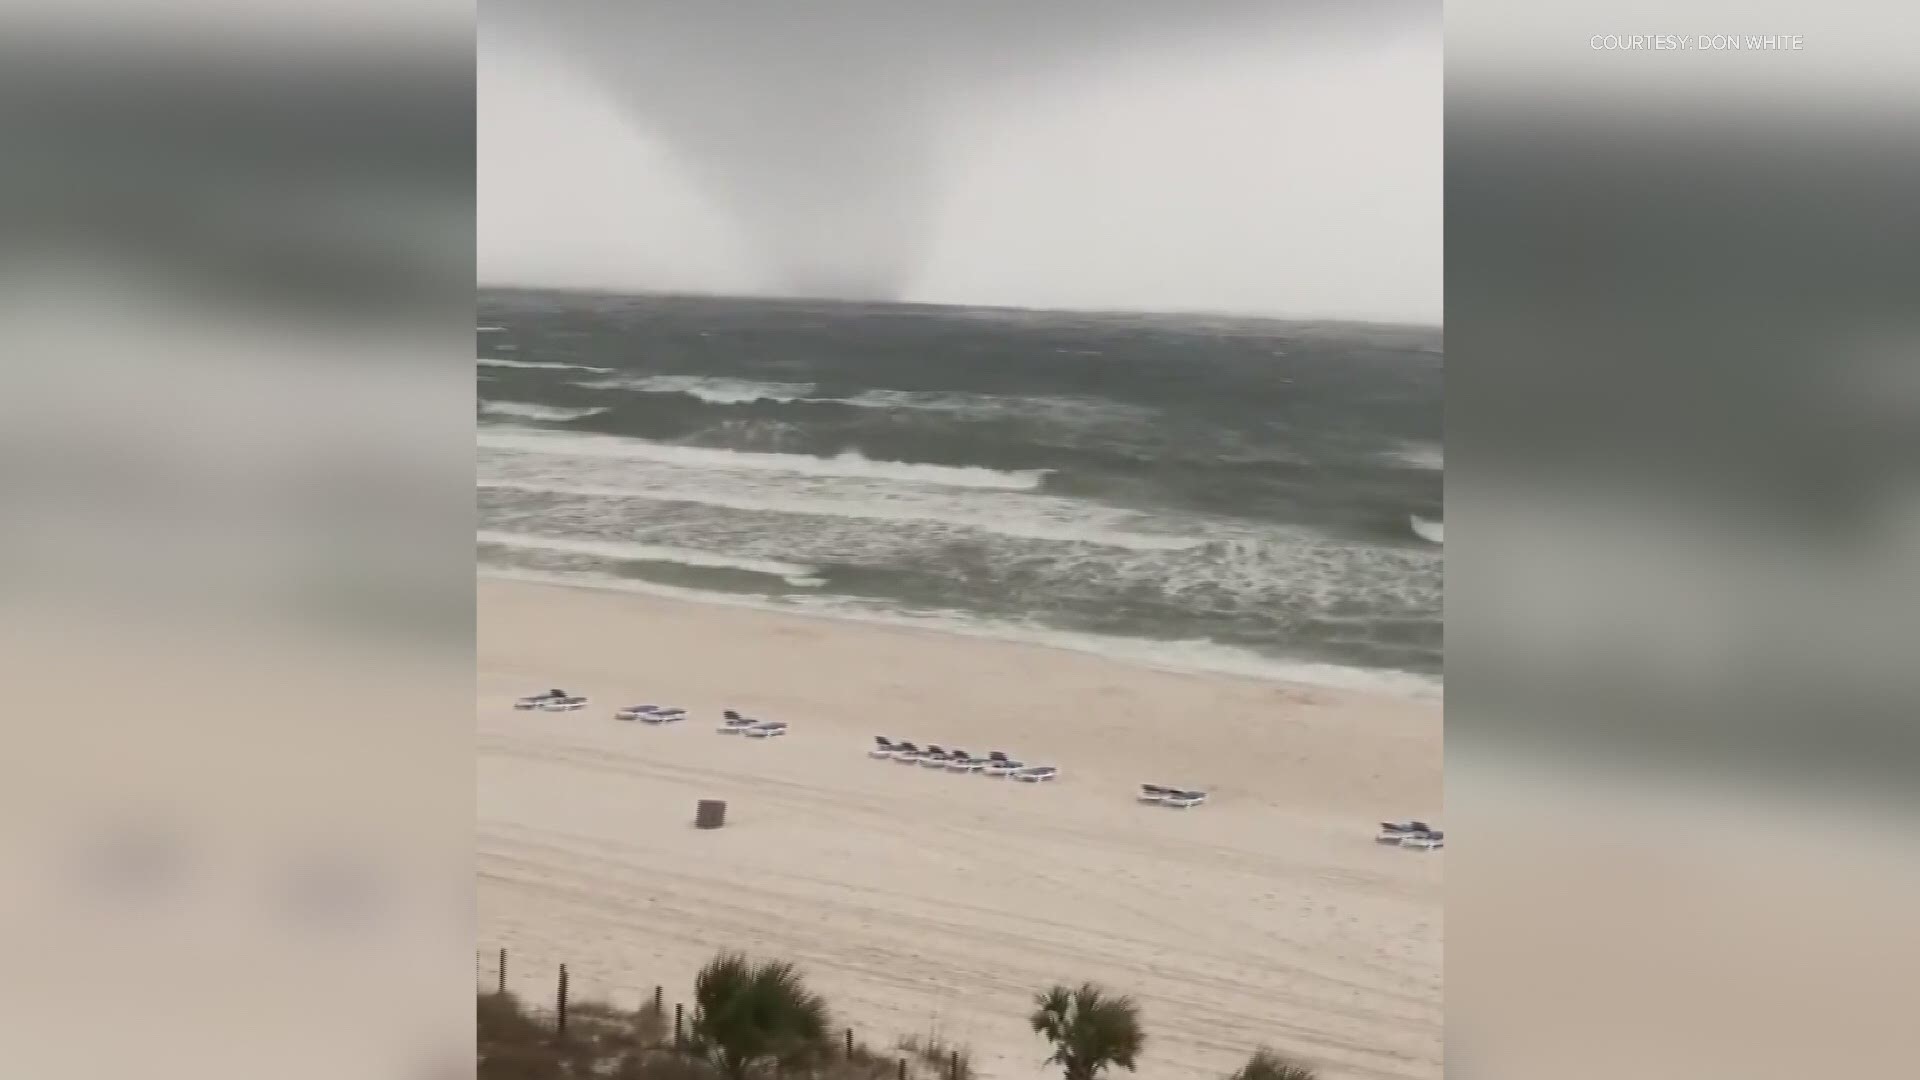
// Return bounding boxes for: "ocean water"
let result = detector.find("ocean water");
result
[477,290,1443,696]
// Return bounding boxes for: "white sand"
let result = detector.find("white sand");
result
[478,579,1441,1080]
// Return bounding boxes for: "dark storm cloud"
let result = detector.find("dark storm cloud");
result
[481,1,1439,317]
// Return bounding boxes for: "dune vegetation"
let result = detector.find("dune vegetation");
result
[477,951,1320,1080]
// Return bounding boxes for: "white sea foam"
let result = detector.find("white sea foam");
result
[579,375,817,404]
[476,531,824,587]
[475,479,1205,552]
[577,375,1146,423]
[477,428,1048,491]
[1410,515,1445,544]
[480,402,609,422]
[835,389,1152,424]
[477,566,1441,699]
[479,357,613,373]
[477,433,1436,661]
[477,326,506,332]
[1389,441,1445,470]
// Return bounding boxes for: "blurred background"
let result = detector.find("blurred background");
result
[1448,1,1920,1077]
[0,2,472,1078]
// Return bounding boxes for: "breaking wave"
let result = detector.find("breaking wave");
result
[577,375,817,404]
[477,428,1049,491]
[481,402,609,422]
[476,479,1206,552]
[480,357,613,373]
[476,530,824,588]
[1389,442,1445,471]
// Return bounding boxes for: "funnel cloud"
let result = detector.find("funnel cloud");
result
[481,1,1440,321]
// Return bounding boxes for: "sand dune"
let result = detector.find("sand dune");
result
[478,578,1441,1080]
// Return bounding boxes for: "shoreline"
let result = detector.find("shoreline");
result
[477,568,1443,704]
[478,576,1442,1080]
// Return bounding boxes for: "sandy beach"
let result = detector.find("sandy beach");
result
[478,578,1441,1080]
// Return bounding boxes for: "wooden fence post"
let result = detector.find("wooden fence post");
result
[555,965,570,1036]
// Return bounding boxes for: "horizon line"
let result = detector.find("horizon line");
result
[475,281,1445,333]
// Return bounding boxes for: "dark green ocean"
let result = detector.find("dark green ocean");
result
[478,289,1442,694]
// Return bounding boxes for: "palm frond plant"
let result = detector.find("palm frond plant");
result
[1229,1048,1319,1080]
[688,952,832,1080]
[1028,983,1144,1080]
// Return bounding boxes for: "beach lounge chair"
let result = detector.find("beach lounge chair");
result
[1012,765,1058,783]
[745,720,789,739]
[891,741,925,763]
[1138,784,1171,804]
[616,704,683,722]
[1162,789,1208,809]
[538,695,588,712]
[1378,824,1442,845]
[871,736,898,759]
[920,746,955,768]
[946,753,985,773]
[984,752,1023,777]
[1376,820,1435,843]
[1378,820,1431,835]
[717,713,757,734]
[515,689,568,710]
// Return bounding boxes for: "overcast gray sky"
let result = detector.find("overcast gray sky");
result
[478,4,1440,324]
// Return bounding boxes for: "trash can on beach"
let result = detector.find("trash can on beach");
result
[695,800,727,829]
